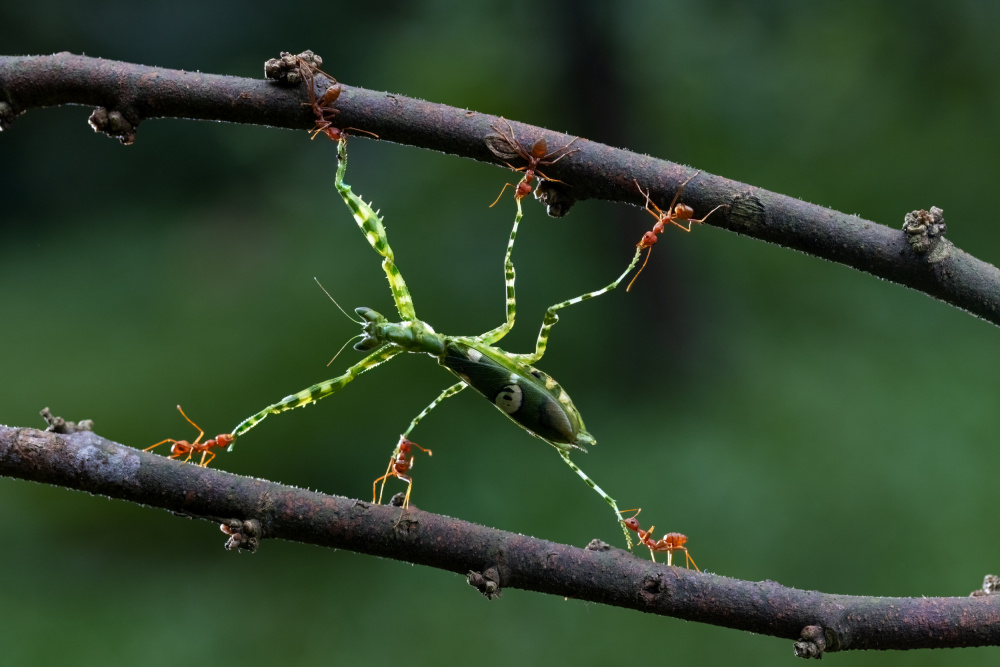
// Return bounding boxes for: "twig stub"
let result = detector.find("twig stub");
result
[903,206,949,261]
[39,407,93,434]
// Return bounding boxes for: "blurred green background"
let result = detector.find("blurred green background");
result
[4,1,1000,664]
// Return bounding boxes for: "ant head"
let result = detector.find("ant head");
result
[619,508,642,532]
[515,180,534,200]
[215,434,234,449]
[638,231,658,249]
[169,441,190,456]
[397,437,420,455]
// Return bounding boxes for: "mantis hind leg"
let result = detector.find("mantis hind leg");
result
[374,382,467,505]
[559,451,634,549]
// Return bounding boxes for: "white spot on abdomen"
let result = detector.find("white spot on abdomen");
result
[495,384,523,414]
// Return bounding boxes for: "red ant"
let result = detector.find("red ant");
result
[144,405,233,468]
[297,59,378,143]
[620,509,700,571]
[486,117,580,206]
[626,174,727,292]
[372,436,433,509]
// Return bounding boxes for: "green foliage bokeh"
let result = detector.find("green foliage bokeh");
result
[4,2,1000,664]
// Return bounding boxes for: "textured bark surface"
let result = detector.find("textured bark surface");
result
[2,423,998,655]
[2,52,1000,326]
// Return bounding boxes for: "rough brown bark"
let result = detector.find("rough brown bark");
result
[2,423,998,656]
[2,52,999,327]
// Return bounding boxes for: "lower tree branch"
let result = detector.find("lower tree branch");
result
[2,52,1000,327]
[2,422,998,656]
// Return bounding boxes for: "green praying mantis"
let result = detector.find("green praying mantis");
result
[224,138,643,545]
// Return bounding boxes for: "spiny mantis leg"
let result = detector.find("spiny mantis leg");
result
[514,247,643,364]
[478,197,522,345]
[334,139,417,322]
[374,381,467,504]
[229,344,404,444]
[510,246,642,547]
[402,381,468,439]
[558,451,633,547]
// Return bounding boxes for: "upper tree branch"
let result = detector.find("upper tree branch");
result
[2,52,999,326]
[2,422,998,657]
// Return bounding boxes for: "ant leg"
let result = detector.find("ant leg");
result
[626,246,654,292]
[668,170,702,212]
[669,220,697,232]
[376,469,414,510]
[542,136,581,163]
[489,162,528,208]
[144,439,177,452]
[634,180,666,223]
[499,117,517,145]
[405,442,432,456]
[175,405,206,446]
[673,203,728,232]
[532,169,570,186]
[490,182,518,208]
[374,459,396,504]
[309,123,331,140]
[400,473,414,509]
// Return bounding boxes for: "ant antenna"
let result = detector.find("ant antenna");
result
[314,277,362,324]
[626,248,654,292]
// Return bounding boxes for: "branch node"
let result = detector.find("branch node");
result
[970,574,1000,597]
[903,206,949,262]
[221,518,262,553]
[39,407,93,434]
[727,190,766,234]
[88,106,138,145]
[467,567,503,600]
[264,50,322,85]
[793,624,830,659]
[639,574,664,606]
[584,538,613,552]
[0,100,14,131]
[535,180,577,217]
